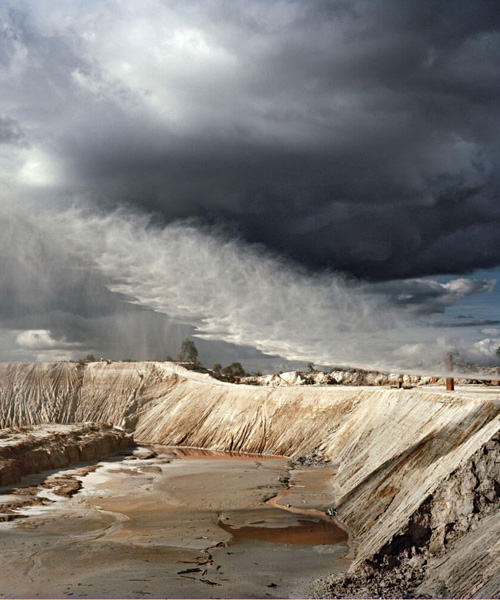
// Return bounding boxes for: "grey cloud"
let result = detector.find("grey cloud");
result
[1,1,499,280]
[0,205,286,369]
[0,209,125,322]
[371,277,496,315]
[0,1,499,370]
[0,117,24,144]
[431,319,500,329]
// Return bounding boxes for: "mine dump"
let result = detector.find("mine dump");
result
[0,360,499,599]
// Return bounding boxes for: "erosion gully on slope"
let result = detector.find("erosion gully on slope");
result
[0,445,349,599]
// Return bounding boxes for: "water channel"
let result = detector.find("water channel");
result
[0,447,349,599]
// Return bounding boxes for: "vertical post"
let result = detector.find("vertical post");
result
[445,353,455,391]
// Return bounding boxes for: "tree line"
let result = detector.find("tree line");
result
[169,338,248,382]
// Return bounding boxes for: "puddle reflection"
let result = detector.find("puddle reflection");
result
[219,515,347,546]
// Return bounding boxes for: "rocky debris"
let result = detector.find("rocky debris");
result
[242,368,438,387]
[241,367,500,387]
[415,510,500,599]
[313,556,427,599]
[0,423,134,487]
[315,433,500,599]
[371,431,500,564]
[294,453,331,467]
[421,433,500,552]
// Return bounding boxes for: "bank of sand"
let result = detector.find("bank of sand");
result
[0,447,348,599]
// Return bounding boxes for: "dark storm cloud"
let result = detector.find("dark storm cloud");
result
[1,0,499,369]
[2,0,500,281]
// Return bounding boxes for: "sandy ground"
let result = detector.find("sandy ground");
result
[0,447,348,599]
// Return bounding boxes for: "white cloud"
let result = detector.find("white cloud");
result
[442,277,496,297]
[17,148,61,188]
[38,205,422,370]
[465,337,500,363]
[16,329,81,354]
[58,210,381,365]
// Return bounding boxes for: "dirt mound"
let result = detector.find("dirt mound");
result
[0,423,134,487]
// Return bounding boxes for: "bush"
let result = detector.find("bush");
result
[78,354,96,365]
[212,363,222,377]
[221,362,247,381]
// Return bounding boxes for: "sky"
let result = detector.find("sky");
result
[0,0,500,373]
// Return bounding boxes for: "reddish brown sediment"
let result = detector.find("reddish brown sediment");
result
[219,517,346,546]
[0,450,348,599]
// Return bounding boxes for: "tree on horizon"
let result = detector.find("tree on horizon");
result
[177,338,199,364]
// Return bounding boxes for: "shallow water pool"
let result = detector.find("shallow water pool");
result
[0,447,349,599]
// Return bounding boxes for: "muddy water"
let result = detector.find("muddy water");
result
[0,447,349,599]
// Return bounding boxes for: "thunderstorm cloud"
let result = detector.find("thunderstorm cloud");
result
[0,1,499,370]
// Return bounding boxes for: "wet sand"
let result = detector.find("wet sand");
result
[0,447,349,599]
